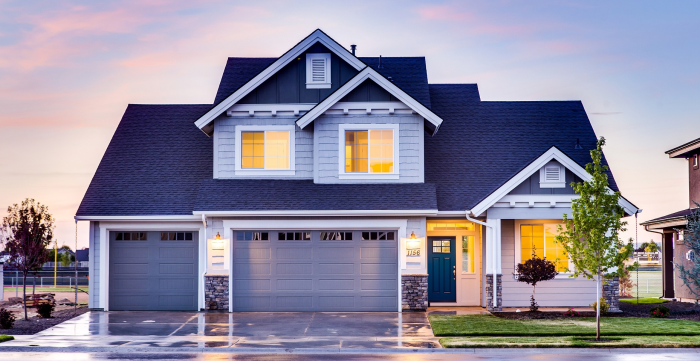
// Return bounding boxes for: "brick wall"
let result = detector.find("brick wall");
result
[401,274,428,310]
[204,275,229,311]
[485,274,503,311]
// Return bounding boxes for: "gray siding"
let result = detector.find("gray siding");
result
[341,79,398,102]
[500,219,597,307]
[314,114,425,184]
[214,116,313,179]
[89,221,100,309]
[509,163,582,195]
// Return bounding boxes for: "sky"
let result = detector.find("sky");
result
[0,0,698,249]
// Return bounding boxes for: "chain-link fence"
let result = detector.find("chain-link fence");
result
[2,270,89,294]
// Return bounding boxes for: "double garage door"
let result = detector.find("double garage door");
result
[109,231,199,311]
[232,230,399,312]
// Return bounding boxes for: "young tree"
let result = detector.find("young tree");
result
[1,199,54,320]
[555,137,635,340]
[676,204,700,297]
[644,242,659,253]
[515,253,558,312]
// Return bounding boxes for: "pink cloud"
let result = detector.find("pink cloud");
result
[414,4,474,22]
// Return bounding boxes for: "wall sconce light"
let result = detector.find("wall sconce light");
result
[215,232,221,240]
[406,231,421,251]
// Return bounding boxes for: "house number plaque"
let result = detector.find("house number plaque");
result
[406,249,421,256]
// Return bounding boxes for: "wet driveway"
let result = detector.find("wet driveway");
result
[2,311,439,350]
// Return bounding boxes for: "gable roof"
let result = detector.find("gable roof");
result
[295,67,443,131]
[666,137,700,158]
[424,84,622,212]
[195,29,365,132]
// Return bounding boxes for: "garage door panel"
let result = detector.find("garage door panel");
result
[276,247,312,260]
[318,263,354,275]
[234,248,271,260]
[277,263,312,275]
[318,279,354,291]
[112,277,149,291]
[234,296,270,309]
[317,246,354,259]
[319,296,355,308]
[159,246,196,258]
[111,294,148,309]
[235,262,271,275]
[277,279,313,291]
[361,296,397,308]
[159,278,195,290]
[113,263,149,275]
[276,296,312,308]
[361,247,397,259]
[159,263,194,274]
[360,263,396,275]
[361,279,397,291]
[112,247,149,260]
[159,295,195,309]
[234,279,271,291]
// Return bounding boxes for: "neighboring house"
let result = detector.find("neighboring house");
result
[76,29,638,312]
[642,137,700,301]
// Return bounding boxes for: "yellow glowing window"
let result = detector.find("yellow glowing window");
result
[241,131,290,169]
[520,224,569,273]
[462,235,475,273]
[345,130,393,173]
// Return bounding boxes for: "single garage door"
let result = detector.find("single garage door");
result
[232,230,398,312]
[109,231,198,311]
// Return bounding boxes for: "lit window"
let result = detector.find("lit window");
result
[241,131,290,169]
[520,224,569,272]
[462,236,475,273]
[345,130,393,173]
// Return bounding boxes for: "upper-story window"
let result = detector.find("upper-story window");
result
[306,53,331,89]
[338,124,399,179]
[539,161,565,188]
[694,154,698,169]
[235,125,295,176]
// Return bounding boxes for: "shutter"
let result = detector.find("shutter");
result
[311,58,326,82]
[544,166,560,182]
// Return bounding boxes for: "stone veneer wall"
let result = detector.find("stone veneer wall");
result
[205,275,229,311]
[401,274,428,310]
[603,276,620,312]
[485,274,503,311]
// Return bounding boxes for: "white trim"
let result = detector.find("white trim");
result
[493,195,578,208]
[193,209,438,217]
[234,125,295,176]
[195,30,364,132]
[225,102,412,118]
[305,53,331,88]
[222,218,409,312]
[226,104,315,117]
[513,219,574,279]
[97,221,205,311]
[295,67,443,131]
[76,215,201,221]
[470,147,639,217]
[539,161,565,188]
[338,123,400,179]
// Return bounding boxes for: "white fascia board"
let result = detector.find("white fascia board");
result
[74,215,201,222]
[295,67,443,130]
[195,29,365,132]
[193,209,438,217]
[470,146,639,217]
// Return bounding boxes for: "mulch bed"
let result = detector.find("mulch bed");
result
[0,306,89,335]
[493,301,700,321]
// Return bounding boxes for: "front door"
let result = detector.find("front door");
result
[428,237,456,302]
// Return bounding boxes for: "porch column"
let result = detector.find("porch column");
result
[485,218,502,311]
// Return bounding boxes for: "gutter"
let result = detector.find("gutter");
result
[465,211,498,308]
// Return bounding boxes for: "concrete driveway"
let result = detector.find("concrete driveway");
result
[2,311,439,350]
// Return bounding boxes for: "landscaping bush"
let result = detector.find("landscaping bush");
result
[0,308,15,329]
[35,302,54,318]
[650,306,670,318]
[590,298,609,314]
[564,308,580,317]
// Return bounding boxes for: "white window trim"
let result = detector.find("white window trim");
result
[337,123,400,180]
[234,125,296,176]
[539,161,565,188]
[306,53,331,89]
[514,219,573,279]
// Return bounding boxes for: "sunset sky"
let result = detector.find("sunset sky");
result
[0,0,698,249]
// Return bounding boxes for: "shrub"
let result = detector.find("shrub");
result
[515,254,558,312]
[35,302,54,318]
[0,308,15,329]
[650,305,670,318]
[590,298,609,313]
[564,308,579,317]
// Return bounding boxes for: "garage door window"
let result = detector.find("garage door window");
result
[160,232,193,241]
[320,232,353,241]
[236,231,269,241]
[115,232,147,241]
[278,232,311,241]
[361,231,395,241]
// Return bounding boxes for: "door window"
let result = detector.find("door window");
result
[432,239,451,253]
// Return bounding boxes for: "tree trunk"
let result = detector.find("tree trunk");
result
[22,272,28,320]
[32,274,36,295]
[596,271,601,340]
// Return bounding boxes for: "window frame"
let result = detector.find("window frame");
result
[234,125,295,176]
[694,154,699,169]
[305,53,331,89]
[514,219,573,278]
[338,123,400,179]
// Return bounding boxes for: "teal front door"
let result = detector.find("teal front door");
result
[428,237,456,302]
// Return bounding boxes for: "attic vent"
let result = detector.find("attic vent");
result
[306,53,331,89]
[539,161,565,188]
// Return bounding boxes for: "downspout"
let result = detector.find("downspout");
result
[466,212,498,308]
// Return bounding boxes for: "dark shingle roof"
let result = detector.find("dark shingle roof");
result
[194,180,437,211]
[425,84,619,211]
[642,208,697,226]
[76,104,213,216]
[213,57,431,107]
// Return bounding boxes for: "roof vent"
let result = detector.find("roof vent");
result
[351,44,356,55]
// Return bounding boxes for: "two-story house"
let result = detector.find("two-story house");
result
[76,29,639,312]
[642,137,700,301]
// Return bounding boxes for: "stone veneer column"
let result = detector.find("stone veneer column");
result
[485,274,502,312]
[603,276,620,312]
[401,274,428,311]
[204,275,229,311]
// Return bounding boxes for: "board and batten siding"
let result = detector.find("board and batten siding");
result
[214,116,313,179]
[89,221,100,309]
[508,161,582,195]
[500,219,597,307]
[314,114,424,183]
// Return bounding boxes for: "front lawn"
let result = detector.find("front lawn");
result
[440,335,700,348]
[620,298,667,305]
[429,314,700,336]
[0,335,14,343]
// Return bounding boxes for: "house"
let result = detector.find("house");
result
[641,137,700,301]
[76,29,638,312]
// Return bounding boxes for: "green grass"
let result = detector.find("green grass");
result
[620,297,668,305]
[440,335,700,348]
[0,335,14,343]
[429,315,700,337]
